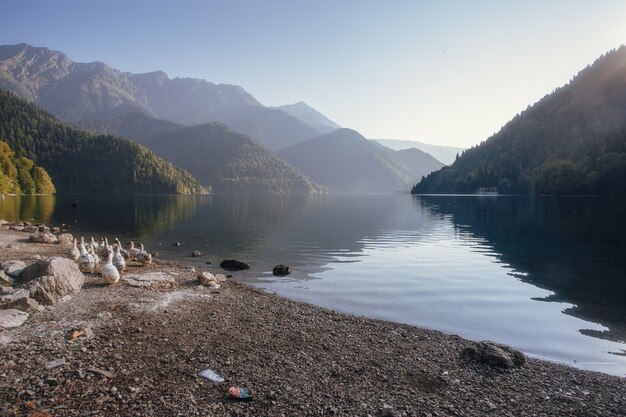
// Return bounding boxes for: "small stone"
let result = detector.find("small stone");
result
[174,242,181,246]
[460,341,525,369]
[220,259,250,271]
[87,367,116,379]
[45,357,66,369]
[381,405,395,417]
[272,264,292,276]
[0,309,29,328]
[192,250,201,257]
[2,260,27,278]
[197,272,218,286]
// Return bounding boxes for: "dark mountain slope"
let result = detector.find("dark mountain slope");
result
[279,129,416,193]
[210,105,320,150]
[77,112,324,194]
[414,46,626,195]
[0,90,205,194]
[74,111,180,141]
[132,122,325,194]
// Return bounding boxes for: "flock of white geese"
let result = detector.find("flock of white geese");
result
[68,236,152,285]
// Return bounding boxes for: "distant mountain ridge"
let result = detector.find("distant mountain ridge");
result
[0,43,260,123]
[77,112,325,194]
[274,101,341,134]
[374,139,462,165]
[0,43,327,150]
[413,46,626,195]
[279,129,442,193]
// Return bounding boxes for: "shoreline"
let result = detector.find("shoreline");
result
[0,225,625,416]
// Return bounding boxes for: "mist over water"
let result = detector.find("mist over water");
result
[2,194,625,376]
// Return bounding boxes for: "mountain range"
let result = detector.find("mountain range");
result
[0,43,449,194]
[274,102,341,134]
[413,46,626,195]
[0,43,321,151]
[374,139,463,165]
[279,129,442,193]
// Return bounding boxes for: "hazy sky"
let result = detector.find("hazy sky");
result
[2,1,625,147]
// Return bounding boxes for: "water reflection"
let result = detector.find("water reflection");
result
[1,194,625,374]
[0,194,204,239]
[417,195,626,345]
[0,195,56,224]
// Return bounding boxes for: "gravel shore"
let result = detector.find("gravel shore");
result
[0,227,625,416]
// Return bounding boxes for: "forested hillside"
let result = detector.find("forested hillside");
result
[78,112,325,194]
[0,90,206,194]
[413,46,626,195]
[0,140,55,194]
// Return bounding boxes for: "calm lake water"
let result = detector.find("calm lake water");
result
[1,194,625,376]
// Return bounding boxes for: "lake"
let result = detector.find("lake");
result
[1,193,625,376]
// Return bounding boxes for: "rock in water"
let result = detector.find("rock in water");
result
[273,264,292,276]
[220,259,250,271]
[192,250,201,257]
[21,257,84,305]
[0,309,29,328]
[460,341,526,369]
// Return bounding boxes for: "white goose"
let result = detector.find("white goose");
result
[136,244,152,265]
[129,241,140,261]
[101,251,120,285]
[89,237,98,253]
[112,244,126,273]
[114,238,129,260]
[101,237,113,257]
[77,237,95,273]
[68,237,80,262]
[93,238,104,255]
[89,244,101,273]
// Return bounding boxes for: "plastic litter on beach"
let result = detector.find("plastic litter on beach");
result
[228,386,254,401]
[198,368,225,384]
